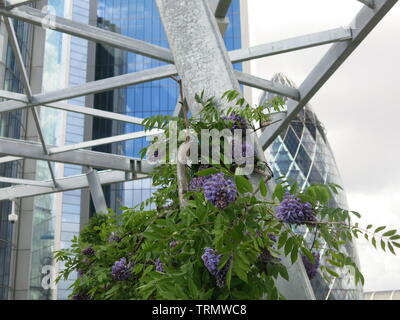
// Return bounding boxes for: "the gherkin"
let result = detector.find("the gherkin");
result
[260,73,363,300]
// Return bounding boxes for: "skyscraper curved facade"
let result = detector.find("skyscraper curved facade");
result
[261,73,363,300]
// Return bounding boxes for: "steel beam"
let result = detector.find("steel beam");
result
[86,169,108,214]
[2,0,37,9]
[0,65,178,113]
[48,129,163,155]
[229,27,353,63]
[0,176,53,187]
[235,70,301,101]
[260,0,398,149]
[0,90,145,125]
[0,170,147,201]
[358,0,375,8]
[0,5,175,63]
[0,137,143,172]
[0,156,22,164]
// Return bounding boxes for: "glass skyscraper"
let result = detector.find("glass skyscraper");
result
[261,73,363,300]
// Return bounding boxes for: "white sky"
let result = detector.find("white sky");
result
[247,0,400,292]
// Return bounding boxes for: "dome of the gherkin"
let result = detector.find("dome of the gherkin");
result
[259,73,363,300]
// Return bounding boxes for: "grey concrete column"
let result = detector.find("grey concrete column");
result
[156,0,315,300]
[12,0,48,300]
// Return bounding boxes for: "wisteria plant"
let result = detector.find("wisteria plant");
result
[55,90,400,300]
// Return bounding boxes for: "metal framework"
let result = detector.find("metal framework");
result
[0,0,395,301]
[0,0,395,201]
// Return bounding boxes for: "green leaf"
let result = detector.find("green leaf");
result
[278,265,289,281]
[235,175,253,194]
[196,168,219,176]
[390,235,400,241]
[226,263,233,290]
[188,278,198,299]
[325,267,339,278]
[388,242,396,255]
[350,211,361,219]
[259,178,267,198]
[301,247,315,264]
[278,230,289,250]
[381,240,386,252]
[284,237,294,256]
[291,247,299,264]
[233,259,248,283]
[392,242,400,249]
[273,183,285,202]
[383,230,397,237]
[375,226,386,233]
[371,237,377,249]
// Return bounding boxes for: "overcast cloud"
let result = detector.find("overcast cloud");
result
[247,0,400,292]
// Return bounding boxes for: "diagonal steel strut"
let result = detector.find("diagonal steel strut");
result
[2,14,57,187]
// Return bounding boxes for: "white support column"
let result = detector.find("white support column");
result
[156,0,315,300]
[86,169,108,214]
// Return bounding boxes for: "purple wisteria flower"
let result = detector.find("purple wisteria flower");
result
[189,176,208,192]
[276,193,316,225]
[202,248,221,276]
[203,173,237,210]
[302,252,320,280]
[201,248,231,288]
[82,247,95,257]
[108,232,122,243]
[111,257,132,281]
[155,258,164,273]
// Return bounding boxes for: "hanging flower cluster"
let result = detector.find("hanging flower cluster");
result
[201,248,231,288]
[189,176,208,192]
[111,258,132,281]
[302,252,321,280]
[155,258,164,273]
[203,173,237,210]
[276,193,316,225]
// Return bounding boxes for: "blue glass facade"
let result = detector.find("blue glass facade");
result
[262,73,363,300]
[0,18,33,300]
